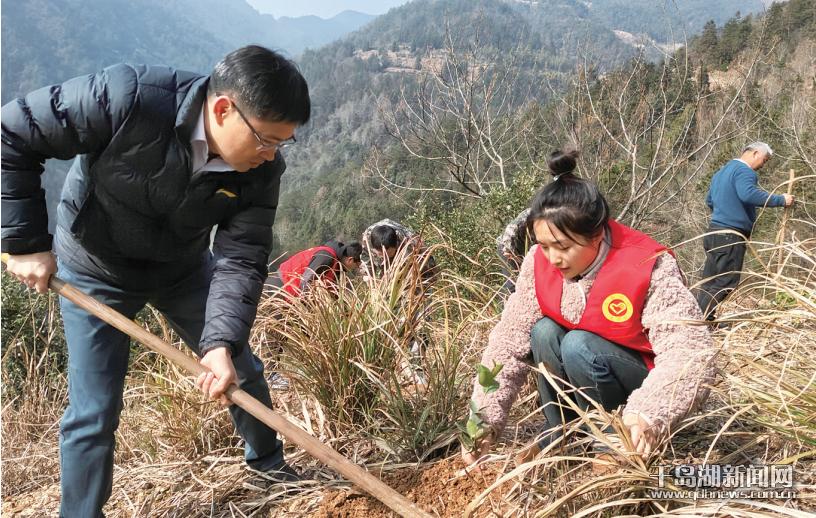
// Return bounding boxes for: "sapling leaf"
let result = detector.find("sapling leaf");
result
[490,362,504,377]
[477,364,494,387]
[469,399,480,415]
[466,419,481,438]
[477,362,504,394]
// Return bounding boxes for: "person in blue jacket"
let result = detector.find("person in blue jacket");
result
[1,46,310,516]
[696,142,794,321]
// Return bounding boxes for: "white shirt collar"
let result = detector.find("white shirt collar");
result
[735,158,751,168]
[190,104,232,173]
[191,106,207,145]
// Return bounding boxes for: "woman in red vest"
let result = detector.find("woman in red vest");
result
[266,239,362,297]
[462,149,716,466]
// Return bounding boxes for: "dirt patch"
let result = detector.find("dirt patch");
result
[1,482,60,517]
[311,457,505,518]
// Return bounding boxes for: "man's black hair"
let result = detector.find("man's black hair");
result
[369,225,401,250]
[342,241,363,261]
[208,45,310,124]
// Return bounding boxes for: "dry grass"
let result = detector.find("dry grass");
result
[253,243,496,461]
[1,230,814,516]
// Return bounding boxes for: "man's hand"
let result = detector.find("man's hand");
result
[196,347,237,406]
[783,194,795,207]
[623,413,659,457]
[5,251,57,294]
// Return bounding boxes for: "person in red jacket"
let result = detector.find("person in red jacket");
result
[266,239,362,297]
[462,148,715,467]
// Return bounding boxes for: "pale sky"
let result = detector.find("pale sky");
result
[247,0,412,19]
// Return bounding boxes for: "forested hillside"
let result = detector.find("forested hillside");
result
[1,0,373,103]
[582,0,765,40]
[1,0,374,233]
[470,0,816,271]
[276,0,638,253]
[1,0,783,257]
[273,0,806,263]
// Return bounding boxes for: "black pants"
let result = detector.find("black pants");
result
[696,227,748,320]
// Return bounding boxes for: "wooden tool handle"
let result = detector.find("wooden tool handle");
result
[775,169,796,276]
[0,254,431,518]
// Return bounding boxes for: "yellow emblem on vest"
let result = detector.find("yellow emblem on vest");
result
[601,293,634,323]
[216,188,237,198]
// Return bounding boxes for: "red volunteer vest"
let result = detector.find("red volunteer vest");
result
[278,245,338,297]
[534,220,673,370]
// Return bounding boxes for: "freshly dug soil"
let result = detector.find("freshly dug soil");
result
[312,457,504,517]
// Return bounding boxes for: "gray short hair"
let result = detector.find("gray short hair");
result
[742,141,773,157]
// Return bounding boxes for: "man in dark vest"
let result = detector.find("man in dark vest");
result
[696,141,794,322]
[1,45,310,516]
[266,239,362,297]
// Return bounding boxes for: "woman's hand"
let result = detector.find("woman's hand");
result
[623,413,660,457]
[461,437,492,471]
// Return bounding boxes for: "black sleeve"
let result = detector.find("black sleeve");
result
[1,64,138,254]
[201,158,285,356]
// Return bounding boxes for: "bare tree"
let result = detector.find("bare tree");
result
[540,37,775,232]
[367,20,543,198]
[367,11,810,255]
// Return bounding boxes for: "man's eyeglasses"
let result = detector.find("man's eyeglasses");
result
[230,100,296,152]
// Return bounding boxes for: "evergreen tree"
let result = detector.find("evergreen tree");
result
[787,0,816,34]
[698,61,710,94]
[697,20,719,63]
[764,2,786,44]
[719,13,748,66]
